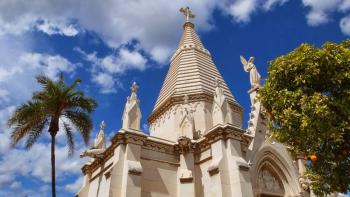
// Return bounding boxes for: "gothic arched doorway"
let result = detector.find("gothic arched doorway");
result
[250,146,302,197]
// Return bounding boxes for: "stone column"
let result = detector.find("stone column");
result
[176,136,196,197]
[206,139,227,197]
[118,133,145,197]
[225,139,254,197]
[205,128,254,197]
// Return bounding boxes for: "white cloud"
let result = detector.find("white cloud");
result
[92,72,117,93]
[0,0,220,64]
[221,0,289,23]
[262,0,288,11]
[340,15,350,35]
[0,0,349,67]
[339,0,350,12]
[228,0,258,23]
[65,177,83,193]
[0,53,77,106]
[9,181,22,189]
[36,19,79,36]
[302,0,346,26]
[77,47,146,93]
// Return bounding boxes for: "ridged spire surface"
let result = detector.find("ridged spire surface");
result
[152,8,239,113]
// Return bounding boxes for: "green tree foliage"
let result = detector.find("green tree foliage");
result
[259,40,350,195]
[8,75,97,197]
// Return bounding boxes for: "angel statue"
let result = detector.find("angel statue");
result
[240,56,261,88]
[80,121,106,158]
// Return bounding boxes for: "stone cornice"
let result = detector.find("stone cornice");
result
[82,130,175,175]
[148,93,243,124]
[81,124,252,175]
[197,124,253,153]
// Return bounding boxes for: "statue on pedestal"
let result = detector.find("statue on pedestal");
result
[80,121,106,158]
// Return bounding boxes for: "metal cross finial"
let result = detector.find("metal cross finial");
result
[100,120,106,131]
[180,6,195,22]
[131,81,138,93]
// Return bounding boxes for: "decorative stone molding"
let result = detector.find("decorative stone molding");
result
[175,136,197,153]
[148,92,242,124]
[237,160,250,171]
[179,169,193,183]
[298,176,310,191]
[128,160,143,176]
[89,162,114,183]
[198,124,252,153]
[207,158,221,176]
[170,44,211,62]
[104,170,112,179]
[143,140,176,155]
[81,124,252,177]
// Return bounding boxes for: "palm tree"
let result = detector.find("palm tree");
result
[8,74,97,197]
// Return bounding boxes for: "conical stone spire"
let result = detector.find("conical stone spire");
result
[148,7,243,141]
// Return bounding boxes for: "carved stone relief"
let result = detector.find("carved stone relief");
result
[258,167,284,195]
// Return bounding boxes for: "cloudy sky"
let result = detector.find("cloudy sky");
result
[0,0,349,196]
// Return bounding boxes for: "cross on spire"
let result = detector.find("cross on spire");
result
[100,120,106,131]
[131,81,138,93]
[180,7,195,23]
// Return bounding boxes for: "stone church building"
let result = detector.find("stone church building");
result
[77,7,310,197]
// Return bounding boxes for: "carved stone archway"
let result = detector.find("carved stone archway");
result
[250,146,301,197]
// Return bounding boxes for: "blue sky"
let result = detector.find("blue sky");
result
[0,0,349,196]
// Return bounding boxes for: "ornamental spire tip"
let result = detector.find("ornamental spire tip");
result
[180,6,195,23]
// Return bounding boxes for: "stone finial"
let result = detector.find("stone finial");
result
[180,7,195,23]
[212,78,233,126]
[131,81,138,93]
[100,120,106,131]
[80,120,106,158]
[122,82,142,131]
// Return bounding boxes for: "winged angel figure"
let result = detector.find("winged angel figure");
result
[240,56,261,88]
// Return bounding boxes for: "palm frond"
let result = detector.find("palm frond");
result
[25,119,48,149]
[63,121,74,156]
[67,95,97,113]
[63,79,82,96]
[63,110,92,145]
[35,75,62,104]
[8,101,47,146]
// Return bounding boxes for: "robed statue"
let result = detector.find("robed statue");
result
[240,56,261,88]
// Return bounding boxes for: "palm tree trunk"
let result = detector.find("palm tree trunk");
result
[51,132,56,197]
